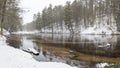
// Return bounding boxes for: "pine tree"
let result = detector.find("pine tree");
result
[64,1,74,34]
[41,8,47,32]
[47,4,54,33]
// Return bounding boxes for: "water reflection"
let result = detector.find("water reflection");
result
[36,34,119,57]
[33,46,86,68]
[20,36,36,50]
[6,34,120,68]
[80,35,117,49]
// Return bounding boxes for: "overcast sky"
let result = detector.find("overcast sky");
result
[19,0,74,24]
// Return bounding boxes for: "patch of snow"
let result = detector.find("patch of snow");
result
[96,63,109,68]
[0,35,7,45]
[0,28,10,35]
[3,29,10,35]
[12,30,40,34]
[0,36,77,68]
[27,48,39,55]
[81,15,117,35]
[97,43,111,48]
[41,23,70,34]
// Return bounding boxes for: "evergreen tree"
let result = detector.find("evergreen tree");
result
[47,4,54,33]
[30,0,120,34]
[0,0,22,34]
[64,1,74,34]
[41,8,48,32]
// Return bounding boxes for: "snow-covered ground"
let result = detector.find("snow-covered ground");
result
[81,16,118,34]
[0,35,76,68]
[96,63,109,68]
[40,23,70,34]
[0,28,10,35]
[12,30,40,34]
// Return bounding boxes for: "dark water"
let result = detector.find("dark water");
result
[6,33,120,68]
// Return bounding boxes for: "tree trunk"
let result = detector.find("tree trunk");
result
[1,0,7,35]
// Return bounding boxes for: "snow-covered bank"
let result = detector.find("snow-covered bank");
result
[12,30,40,34]
[0,28,10,35]
[0,36,76,68]
[40,23,70,34]
[80,26,119,35]
[80,16,118,35]
[96,63,109,68]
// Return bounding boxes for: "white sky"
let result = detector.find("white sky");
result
[19,0,74,24]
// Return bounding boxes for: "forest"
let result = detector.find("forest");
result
[24,0,120,35]
[0,0,22,34]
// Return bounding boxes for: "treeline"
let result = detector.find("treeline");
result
[0,0,22,34]
[31,0,120,34]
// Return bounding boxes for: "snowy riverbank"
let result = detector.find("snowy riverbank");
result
[0,35,76,68]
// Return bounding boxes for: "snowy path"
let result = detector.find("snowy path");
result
[0,35,76,68]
